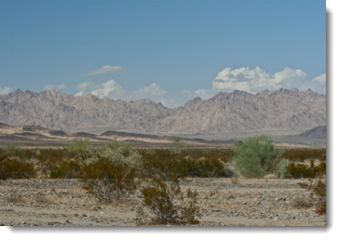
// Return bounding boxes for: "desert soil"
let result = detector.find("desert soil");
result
[0,178,326,227]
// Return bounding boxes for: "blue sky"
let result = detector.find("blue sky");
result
[0,0,326,108]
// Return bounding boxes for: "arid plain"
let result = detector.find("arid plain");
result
[0,122,326,226]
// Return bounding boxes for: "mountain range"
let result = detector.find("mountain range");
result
[0,88,326,134]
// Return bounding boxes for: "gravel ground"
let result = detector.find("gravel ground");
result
[0,178,326,227]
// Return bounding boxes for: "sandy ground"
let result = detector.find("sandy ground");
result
[0,178,326,226]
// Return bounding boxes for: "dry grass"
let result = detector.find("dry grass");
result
[231,175,239,184]
[292,196,312,209]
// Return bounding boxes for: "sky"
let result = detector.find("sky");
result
[0,0,326,108]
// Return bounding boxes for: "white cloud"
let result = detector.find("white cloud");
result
[212,66,307,93]
[192,66,326,100]
[129,83,167,101]
[74,67,326,108]
[75,91,84,97]
[309,73,327,94]
[43,84,54,90]
[75,79,184,108]
[56,84,67,89]
[92,80,127,99]
[84,65,124,76]
[0,86,11,94]
[76,81,95,92]
[312,73,326,84]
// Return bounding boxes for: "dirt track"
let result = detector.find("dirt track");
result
[0,178,326,226]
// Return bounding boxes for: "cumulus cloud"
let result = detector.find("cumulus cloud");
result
[84,65,124,76]
[212,66,306,93]
[0,86,11,94]
[309,73,327,95]
[56,84,67,89]
[43,84,67,91]
[130,83,167,101]
[92,80,127,99]
[194,66,326,100]
[74,66,326,108]
[75,79,187,108]
[43,84,54,90]
[312,73,326,84]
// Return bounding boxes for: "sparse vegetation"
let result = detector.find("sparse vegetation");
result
[63,138,92,156]
[169,136,189,154]
[140,149,232,180]
[286,160,326,179]
[232,134,281,178]
[277,158,290,179]
[0,156,36,180]
[136,176,201,225]
[298,179,326,215]
[79,157,138,203]
[4,144,24,156]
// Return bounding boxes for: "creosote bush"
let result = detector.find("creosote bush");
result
[79,140,142,203]
[232,134,281,178]
[79,157,138,203]
[0,156,36,180]
[298,179,326,215]
[86,140,141,166]
[286,160,326,179]
[63,138,92,156]
[169,136,189,154]
[4,144,24,156]
[50,158,82,179]
[136,176,201,225]
[140,149,232,180]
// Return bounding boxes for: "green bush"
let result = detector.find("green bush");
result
[137,176,201,225]
[232,134,281,178]
[4,144,24,156]
[85,140,141,166]
[79,157,138,203]
[63,138,92,156]
[277,158,290,179]
[169,136,189,154]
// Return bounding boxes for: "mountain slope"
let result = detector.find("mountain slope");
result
[0,88,326,134]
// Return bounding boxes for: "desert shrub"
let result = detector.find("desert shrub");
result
[293,196,312,209]
[298,179,326,215]
[286,160,326,179]
[3,144,24,156]
[35,149,76,177]
[186,158,231,177]
[140,149,230,180]
[145,149,156,155]
[232,134,281,178]
[63,138,92,156]
[79,157,138,203]
[0,157,36,180]
[50,158,82,179]
[86,140,141,166]
[281,148,326,162]
[106,140,134,156]
[277,158,290,179]
[136,176,201,225]
[169,136,189,154]
[18,149,38,160]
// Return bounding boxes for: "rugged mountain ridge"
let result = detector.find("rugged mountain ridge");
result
[0,88,326,134]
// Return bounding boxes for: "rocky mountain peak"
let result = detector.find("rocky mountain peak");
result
[0,88,326,134]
